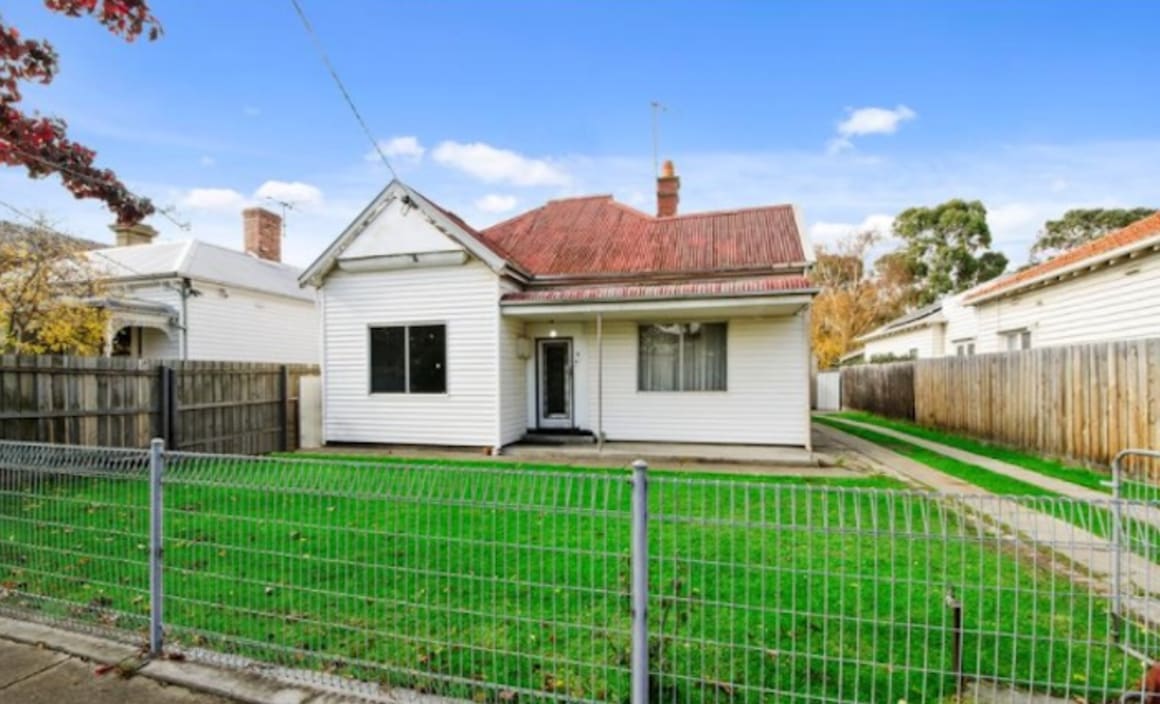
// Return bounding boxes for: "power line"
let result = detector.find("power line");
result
[288,0,398,180]
[8,146,191,231]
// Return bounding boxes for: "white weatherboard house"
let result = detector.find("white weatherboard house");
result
[88,208,319,364]
[857,211,1160,359]
[301,163,817,452]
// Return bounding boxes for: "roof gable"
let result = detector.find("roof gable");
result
[967,211,1160,303]
[340,196,464,260]
[300,181,517,286]
[478,196,808,278]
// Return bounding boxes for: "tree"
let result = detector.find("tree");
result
[809,231,910,370]
[0,219,108,354]
[1,1,161,224]
[890,199,1008,306]
[1031,207,1157,263]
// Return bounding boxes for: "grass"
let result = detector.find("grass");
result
[0,453,1146,703]
[815,416,1054,497]
[829,411,1111,493]
[816,415,1160,564]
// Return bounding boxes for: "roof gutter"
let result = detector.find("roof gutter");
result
[502,287,818,307]
[526,263,810,286]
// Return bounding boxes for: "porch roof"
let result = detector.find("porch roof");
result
[502,274,814,305]
[500,274,814,319]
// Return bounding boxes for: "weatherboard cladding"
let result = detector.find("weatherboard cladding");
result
[476,195,806,277]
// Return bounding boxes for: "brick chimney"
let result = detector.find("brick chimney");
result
[109,222,158,247]
[656,159,680,217]
[243,207,282,262]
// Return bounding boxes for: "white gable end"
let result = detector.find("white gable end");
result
[339,197,464,261]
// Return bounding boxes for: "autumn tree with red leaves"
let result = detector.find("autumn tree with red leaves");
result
[0,1,162,225]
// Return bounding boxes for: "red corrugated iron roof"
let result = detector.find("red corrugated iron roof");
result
[478,195,806,277]
[967,211,1160,302]
[502,274,814,304]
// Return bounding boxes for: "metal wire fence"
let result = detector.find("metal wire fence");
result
[1,439,1159,703]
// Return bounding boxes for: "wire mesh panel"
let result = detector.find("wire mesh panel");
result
[0,440,152,641]
[159,453,633,702]
[648,477,1156,704]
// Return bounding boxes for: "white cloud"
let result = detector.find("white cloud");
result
[838,105,917,137]
[242,106,261,117]
[199,155,215,167]
[179,188,247,212]
[809,213,895,247]
[253,180,324,208]
[432,141,569,186]
[829,105,916,153]
[474,194,518,213]
[367,136,425,162]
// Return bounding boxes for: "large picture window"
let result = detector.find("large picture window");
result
[638,323,726,391]
[369,324,446,393]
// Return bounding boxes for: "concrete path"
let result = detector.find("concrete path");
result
[814,423,1160,626]
[0,638,231,704]
[0,616,458,704]
[822,415,1160,532]
[821,416,1106,498]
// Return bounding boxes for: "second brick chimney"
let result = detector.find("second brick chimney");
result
[243,207,282,262]
[109,222,158,247]
[656,159,680,217]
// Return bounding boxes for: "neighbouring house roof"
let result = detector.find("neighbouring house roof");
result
[857,300,946,343]
[89,239,313,302]
[0,220,105,251]
[501,274,814,305]
[966,211,1160,304]
[478,195,809,278]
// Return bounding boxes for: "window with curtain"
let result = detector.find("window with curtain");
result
[369,324,446,393]
[638,323,726,391]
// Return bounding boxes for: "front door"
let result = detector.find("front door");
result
[537,338,573,429]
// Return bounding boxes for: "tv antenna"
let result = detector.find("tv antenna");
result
[651,100,667,176]
[263,197,298,238]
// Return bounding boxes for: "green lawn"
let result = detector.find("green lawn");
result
[0,454,1145,703]
[816,415,1160,566]
[830,411,1111,493]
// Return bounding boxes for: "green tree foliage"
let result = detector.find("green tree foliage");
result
[890,199,1008,306]
[1031,207,1157,263]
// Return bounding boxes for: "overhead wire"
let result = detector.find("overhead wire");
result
[287,0,398,180]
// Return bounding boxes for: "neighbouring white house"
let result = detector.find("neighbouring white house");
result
[855,210,1160,360]
[86,208,319,364]
[301,161,817,452]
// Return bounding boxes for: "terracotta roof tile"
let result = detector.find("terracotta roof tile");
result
[501,274,814,304]
[967,211,1160,302]
[478,196,806,277]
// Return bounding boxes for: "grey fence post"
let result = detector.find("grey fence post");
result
[630,459,649,704]
[149,437,165,656]
[1109,451,1126,643]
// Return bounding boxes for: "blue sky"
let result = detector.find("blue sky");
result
[2,0,1159,266]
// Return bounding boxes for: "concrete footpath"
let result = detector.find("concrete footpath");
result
[0,616,454,704]
[0,636,231,704]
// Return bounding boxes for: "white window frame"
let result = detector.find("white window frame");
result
[637,322,728,392]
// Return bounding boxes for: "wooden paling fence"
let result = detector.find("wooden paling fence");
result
[840,361,915,421]
[840,338,1160,469]
[0,355,319,454]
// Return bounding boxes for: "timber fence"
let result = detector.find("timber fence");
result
[0,354,318,454]
[1,439,1159,703]
[840,338,1160,470]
